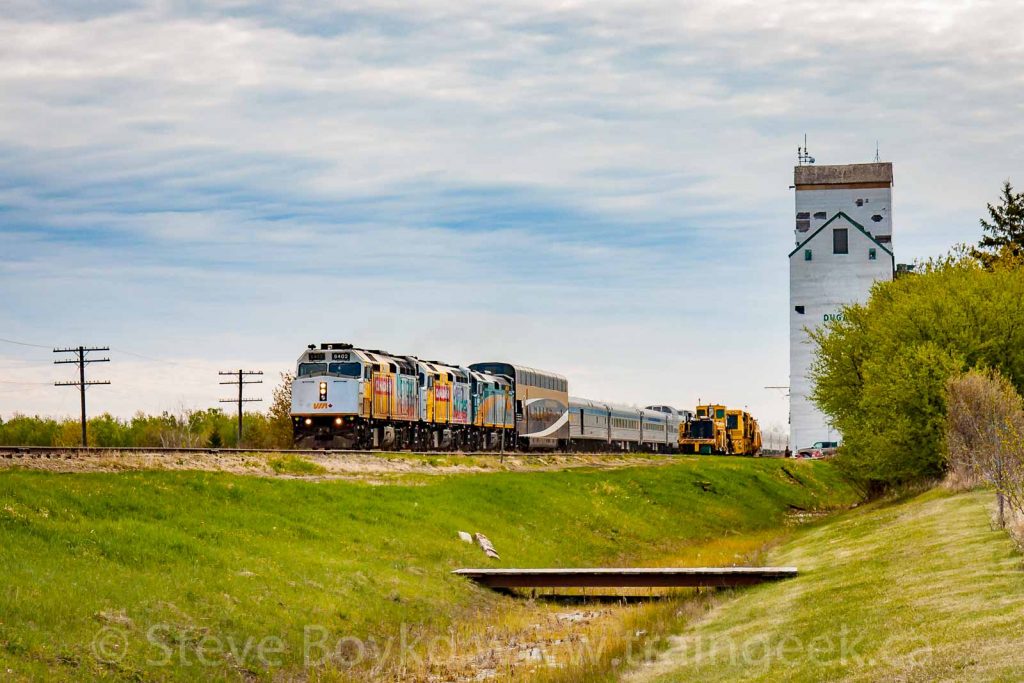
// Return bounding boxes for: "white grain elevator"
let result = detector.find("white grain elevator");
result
[789,159,895,451]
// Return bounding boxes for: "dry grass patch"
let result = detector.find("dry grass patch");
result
[627,489,1024,683]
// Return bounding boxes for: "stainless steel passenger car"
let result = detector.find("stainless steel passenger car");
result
[640,408,673,450]
[565,398,681,453]
[646,405,690,449]
[567,397,611,447]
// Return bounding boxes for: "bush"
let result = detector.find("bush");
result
[946,369,1024,526]
[0,415,65,446]
[0,407,293,450]
[811,258,1024,490]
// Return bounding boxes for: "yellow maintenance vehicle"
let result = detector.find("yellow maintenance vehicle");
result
[725,409,762,456]
[679,404,762,455]
[679,404,728,454]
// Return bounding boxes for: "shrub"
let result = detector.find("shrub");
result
[946,369,1024,527]
[811,258,1024,490]
[0,407,292,450]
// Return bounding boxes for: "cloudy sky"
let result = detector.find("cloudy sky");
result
[1,0,1021,431]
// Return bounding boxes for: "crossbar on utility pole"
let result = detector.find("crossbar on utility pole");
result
[219,370,263,446]
[54,346,110,446]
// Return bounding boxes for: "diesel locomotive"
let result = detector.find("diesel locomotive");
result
[290,342,757,454]
[291,343,516,450]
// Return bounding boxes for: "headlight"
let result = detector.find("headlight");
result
[304,418,312,426]
[319,381,328,401]
[334,417,343,426]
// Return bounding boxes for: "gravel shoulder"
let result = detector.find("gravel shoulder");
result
[0,449,678,481]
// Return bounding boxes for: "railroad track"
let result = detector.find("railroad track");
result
[0,446,669,458]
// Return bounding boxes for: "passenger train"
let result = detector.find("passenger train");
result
[291,342,757,454]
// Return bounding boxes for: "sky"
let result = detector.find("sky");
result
[1,0,1022,433]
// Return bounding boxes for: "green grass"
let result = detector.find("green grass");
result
[637,488,1024,682]
[266,454,328,476]
[0,458,856,681]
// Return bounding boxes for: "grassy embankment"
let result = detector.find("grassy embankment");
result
[632,488,1024,682]
[0,457,857,681]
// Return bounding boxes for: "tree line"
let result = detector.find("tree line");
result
[811,180,1024,501]
[0,373,294,449]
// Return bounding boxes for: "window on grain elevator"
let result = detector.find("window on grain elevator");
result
[833,228,849,254]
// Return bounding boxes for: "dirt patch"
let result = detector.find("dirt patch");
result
[0,450,677,482]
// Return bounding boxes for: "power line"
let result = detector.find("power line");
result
[6,337,255,373]
[0,336,51,349]
[219,370,263,446]
[110,347,211,371]
[0,362,57,370]
[54,346,110,446]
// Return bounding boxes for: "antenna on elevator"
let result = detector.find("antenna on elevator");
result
[797,134,815,165]
[874,140,881,162]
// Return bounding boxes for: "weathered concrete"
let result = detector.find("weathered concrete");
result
[795,162,893,186]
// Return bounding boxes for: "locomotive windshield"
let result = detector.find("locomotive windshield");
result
[298,362,328,377]
[299,362,362,378]
[328,362,361,377]
[690,420,715,439]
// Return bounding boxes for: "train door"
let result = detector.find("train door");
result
[362,365,373,417]
[418,371,429,421]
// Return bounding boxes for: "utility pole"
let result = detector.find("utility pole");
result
[54,346,110,446]
[764,386,791,456]
[219,370,263,447]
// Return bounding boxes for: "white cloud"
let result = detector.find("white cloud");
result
[1,0,1022,430]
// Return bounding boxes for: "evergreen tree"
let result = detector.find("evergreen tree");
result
[975,180,1024,266]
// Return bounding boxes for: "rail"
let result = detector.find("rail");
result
[0,446,688,458]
